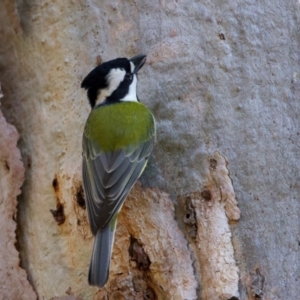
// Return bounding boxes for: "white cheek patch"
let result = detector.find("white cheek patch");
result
[120,74,138,102]
[95,68,126,106]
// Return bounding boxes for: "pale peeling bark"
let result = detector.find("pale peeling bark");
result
[0,85,36,299]
[179,152,240,300]
[115,183,197,300]
[63,177,198,300]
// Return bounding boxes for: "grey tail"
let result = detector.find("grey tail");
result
[88,219,117,287]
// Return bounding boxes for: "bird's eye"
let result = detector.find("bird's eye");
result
[125,73,132,81]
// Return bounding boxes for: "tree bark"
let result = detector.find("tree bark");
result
[0,1,299,299]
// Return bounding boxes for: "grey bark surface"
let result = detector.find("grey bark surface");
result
[0,0,299,299]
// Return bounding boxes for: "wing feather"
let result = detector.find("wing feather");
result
[82,134,155,232]
[106,161,140,199]
[82,159,99,235]
[105,159,133,188]
[109,150,126,172]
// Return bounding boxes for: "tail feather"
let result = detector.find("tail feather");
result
[88,219,117,287]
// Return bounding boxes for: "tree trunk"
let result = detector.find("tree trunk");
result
[0,1,299,299]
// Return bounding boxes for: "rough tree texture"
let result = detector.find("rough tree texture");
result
[0,0,299,300]
[95,183,198,300]
[0,85,36,299]
[178,151,240,300]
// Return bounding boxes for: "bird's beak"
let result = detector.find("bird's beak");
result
[130,54,147,74]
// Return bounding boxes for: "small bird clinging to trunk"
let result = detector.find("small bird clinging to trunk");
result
[81,54,156,287]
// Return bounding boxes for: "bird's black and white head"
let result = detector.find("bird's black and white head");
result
[81,55,147,108]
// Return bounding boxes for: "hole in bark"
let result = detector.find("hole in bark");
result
[76,185,86,209]
[228,297,239,300]
[50,203,65,225]
[219,32,226,40]
[52,178,57,187]
[4,160,10,171]
[51,176,65,224]
[52,177,59,192]
[182,196,197,239]
[129,237,151,270]
[143,287,156,300]
[201,189,212,201]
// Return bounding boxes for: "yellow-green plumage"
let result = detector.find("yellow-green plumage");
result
[85,102,155,152]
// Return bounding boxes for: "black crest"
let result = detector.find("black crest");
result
[81,58,131,108]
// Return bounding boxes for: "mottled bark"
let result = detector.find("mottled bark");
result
[0,0,299,299]
[0,85,36,299]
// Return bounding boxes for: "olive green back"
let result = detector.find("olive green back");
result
[84,101,155,152]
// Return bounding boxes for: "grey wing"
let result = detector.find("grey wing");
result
[82,136,154,236]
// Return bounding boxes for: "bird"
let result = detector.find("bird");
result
[81,54,156,287]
